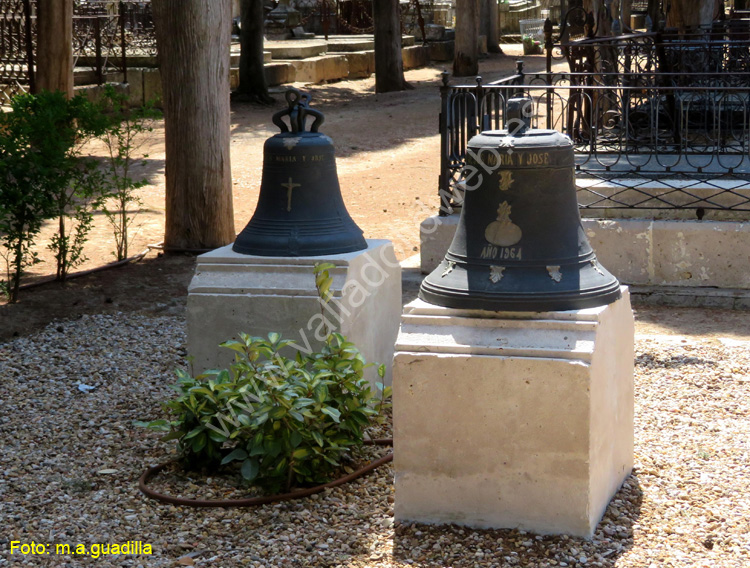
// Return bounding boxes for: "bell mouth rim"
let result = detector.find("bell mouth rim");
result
[477,129,564,137]
[418,282,623,312]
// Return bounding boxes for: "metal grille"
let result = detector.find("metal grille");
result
[438,69,750,215]
[0,0,35,103]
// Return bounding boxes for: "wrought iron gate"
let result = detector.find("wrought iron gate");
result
[0,0,35,102]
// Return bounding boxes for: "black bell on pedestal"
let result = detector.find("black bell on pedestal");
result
[233,88,367,256]
[420,98,621,311]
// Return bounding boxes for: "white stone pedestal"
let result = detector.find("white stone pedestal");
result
[187,239,401,387]
[393,288,634,537]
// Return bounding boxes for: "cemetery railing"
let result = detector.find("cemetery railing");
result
[72,0,156,85]
[438,70,750,216]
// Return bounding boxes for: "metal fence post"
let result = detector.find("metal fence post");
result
[439,70,452,216]
[95,16,104,85]
[23,0,35,93]
[120,0,127,84]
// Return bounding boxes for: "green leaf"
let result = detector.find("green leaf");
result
[191,432,207,453]
[292,447,310,459]
[220,448,248,465]
[184,426,205,439]
[312,431,325,447]
[320,406,341,423]
[269,406,287,419]
[241,458,259,481]
[290,430,302,447]
[272,457,288,477]
[313,385,328,404]
[268,332,281,345]
[265,438,283,458]
[207,429,228,443]
[160,430,184,442]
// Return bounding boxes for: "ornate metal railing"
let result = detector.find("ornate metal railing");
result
[438,67,750,214]
[546,12,750,79]
[0,0,36,102]
[72,0,156,84]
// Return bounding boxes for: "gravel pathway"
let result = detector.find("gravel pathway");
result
[1,310,749,567]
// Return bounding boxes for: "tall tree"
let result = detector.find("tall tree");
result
[373,0,408,92]
[454,0,479,76]
[36,0,73,97]
[487,0,501,53]
[232,0,273,104]
[152,0,235,250]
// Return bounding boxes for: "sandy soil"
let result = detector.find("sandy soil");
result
[3,47,750,342]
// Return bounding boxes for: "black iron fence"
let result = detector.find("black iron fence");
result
[0,0,35,102]
[272,0,435,39]
[0,0,155,100]
[438,66,750,215]
[72,0,156,84]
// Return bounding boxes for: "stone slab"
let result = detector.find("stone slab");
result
[429,40,455,61]
[327,37,375,52]
[393,290,635,537]
[142,68,162,108]
[402,45,430,70]
[287,54,348,83]
[187,240,401,388]
[264,39,328,59]
[346,51,374,79]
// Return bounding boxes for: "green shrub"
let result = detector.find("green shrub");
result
[96,85,160,261]
[138,263,391,493]
[0,91,99,300]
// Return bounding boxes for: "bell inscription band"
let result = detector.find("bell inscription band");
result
[420,98,621,311]
[233,88,367,257]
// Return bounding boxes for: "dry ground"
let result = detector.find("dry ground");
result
[1,49,750,568]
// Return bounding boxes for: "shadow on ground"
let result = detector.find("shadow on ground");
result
[391,474,643,567]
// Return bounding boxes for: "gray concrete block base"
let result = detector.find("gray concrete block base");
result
[187,240,401,388]
[393,290,635,537]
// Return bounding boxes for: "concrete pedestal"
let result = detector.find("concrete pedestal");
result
[187,239,401,387]
[393,289,634,537]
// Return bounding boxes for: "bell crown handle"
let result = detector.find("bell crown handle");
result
[272,87,326,134]
[505,97,533,136]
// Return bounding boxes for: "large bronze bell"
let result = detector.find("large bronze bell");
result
[420,98,621,311]
[233,88,367,256]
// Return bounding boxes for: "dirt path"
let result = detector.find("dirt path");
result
[4,48,750,341]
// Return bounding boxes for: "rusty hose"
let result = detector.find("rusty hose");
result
[139,439,393,508]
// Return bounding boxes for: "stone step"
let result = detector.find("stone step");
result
[264,39,328,59]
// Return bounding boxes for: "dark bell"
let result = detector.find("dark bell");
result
[233,88,367,256]
[419,98,621,311]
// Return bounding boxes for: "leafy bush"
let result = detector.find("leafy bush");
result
[97,85,159,261]
[0,91,101,300]
[138,264,391,493]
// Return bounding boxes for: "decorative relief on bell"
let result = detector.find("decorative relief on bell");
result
[484,202,522,247]
[282,136,302,150]
[441,261,456,277]
[281,177,301,212]
[547,266,563,283]
[498,171,514,191]
[489,266,506,283]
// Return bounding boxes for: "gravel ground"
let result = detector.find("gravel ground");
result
[1,308,749,567]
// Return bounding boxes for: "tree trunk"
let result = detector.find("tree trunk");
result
[36,0,73,97]
[454,0,479,76]
[487,0,502,53]
[666,0,715,31]
[152,0,235,250]
[233,0,273,103]
[373,0,407,92]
